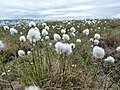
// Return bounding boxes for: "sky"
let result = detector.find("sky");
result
[0,0,120,19]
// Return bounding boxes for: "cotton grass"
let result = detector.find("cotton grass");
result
[10,28,18,35]
[54,34,61,41]
[27,28,41,43]
[104,56,115,63]
[0,40,4,49]
[18,50,25,57]
[62,34,70,41]
[83,29,90,36]
[55,42,72,55]
[24,86,41,90]
[19,36,26,42]
[92,46,105,59]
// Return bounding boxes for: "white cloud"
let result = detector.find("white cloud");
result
[0,0,120,19]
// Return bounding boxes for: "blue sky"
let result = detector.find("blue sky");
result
[0,0,120,19]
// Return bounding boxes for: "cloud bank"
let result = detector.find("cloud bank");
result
[0,0,120,19]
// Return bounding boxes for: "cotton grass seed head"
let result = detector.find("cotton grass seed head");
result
[55,42,65,54]
[61,29,66,34]
[45,26,49,31]
[104,56,115,63]
[94,39,100,45]
[70,43,75,49]
[1,72,6,76]
[0,40,4,49]
[19,36,26,42]
[4,26,9,30]
[10,28,18,35]
[83,29,90,36]
[7,70,11,73]
[45,36,50,40]
[34,27,39,31]
[62,34,70,41]
[94,33,101,39]
[70,27,76,32]
[29,21,36,27]
[24,86,41,90]
[48,42,52,47]
[27,51,32,55]
[76,39,81,43]
[42,22,47,27]
[54,34,61,41]
[42,29,48,36]
[116,46,120,52]
[18,50,25,57]
[55,42,72,55]
[90,38,94,42]
[27,28,41,43]
[92,46,105,59]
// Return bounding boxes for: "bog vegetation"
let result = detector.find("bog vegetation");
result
[0,19,120,90]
